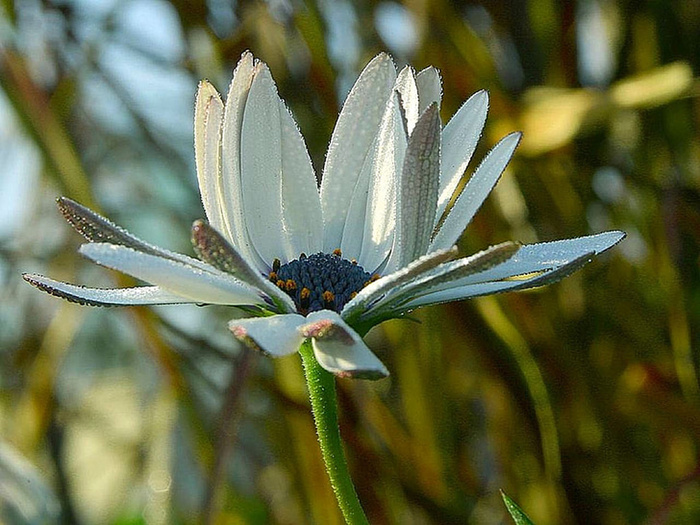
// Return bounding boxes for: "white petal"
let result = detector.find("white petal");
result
[385,103,441,273]
[436,90,489,220]
[321,53,397,252]
[220,52,267,271]
[395,66,419,133]
[57,197,212,272]
[79,243,265,306]
[302,311,388,379]
[191,220,296,313]
[23,274,188,306]
[240,63,285,265]
[447,231,626,286]
[397,231,625,311]
[361,242,519,318]
[415,66,442,113]
[410,242,520,289]
[194,80,227,234]
[338,152,372,260]
[400,251,598,310]
[358,91,407,273]
[342,247,456,323]
[279,100,323,258]
[229,314,306,356]
[431,131,521,252]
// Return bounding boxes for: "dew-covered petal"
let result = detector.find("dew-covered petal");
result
[342,247,457,323]
[79,243,265,306]
[399,251,598,310]
[321,53,397,252]
[279,100,323,258]
[22,274,188,306]
[220,52,267,271]
[442,231,625,286]
[431,132,521,252]
[395,65,419,134]
[394,231,625,311]
[358,92,407,273]
[194,80,226,233]
[229,314,306,356]
[302,310,388,379]
[191,220,296,312]
[363,242,519,317]
[57,197,212,272]
[338,150,373,260]
[436,90,489,220]
[415,66,442,113]
[418,241,520,287]
[385,103,441,273]
[240,63,286,265]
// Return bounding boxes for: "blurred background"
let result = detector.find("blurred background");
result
[1,0,699,523]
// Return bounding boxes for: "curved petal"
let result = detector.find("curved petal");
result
[194,80,226,233]
[321,53,397,252]
[399,251,597,310]
[395,231,625,311]
[358,91,407,273]
[341,247,456,323]
[430,131,521,252]
[338,150,373,260]
[229,314,306,356]
[436,90,489,220]
[302,311,388,379]
[191,220,296,313]
[279,100,323,258]
[57,197,212,272]
[395,65,419,133]
[22,274,188,306]
[445,231,626,287]
[416,66,442,113]
[220,52,267,271]
[240,63,285,266]
[360,242,518,320]
[384,103,441,273]
[79,243,265,306]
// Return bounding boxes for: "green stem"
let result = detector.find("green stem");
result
[299,340,369,525]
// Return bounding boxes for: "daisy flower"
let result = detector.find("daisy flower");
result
[23,52,624,380]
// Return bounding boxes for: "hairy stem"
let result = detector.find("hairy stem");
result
[299,340,369,525]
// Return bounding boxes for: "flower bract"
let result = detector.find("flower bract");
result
[24,52,624,379]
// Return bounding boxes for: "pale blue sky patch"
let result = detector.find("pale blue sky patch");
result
[374,2,418,59]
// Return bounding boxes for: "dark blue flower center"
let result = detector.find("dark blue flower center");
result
[268,250,378,314]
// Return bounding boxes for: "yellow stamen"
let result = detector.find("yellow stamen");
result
[323,290,335,309]
[285,279,297,293]
[300,287,311,311]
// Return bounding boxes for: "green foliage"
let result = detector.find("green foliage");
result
[501,490,536,525]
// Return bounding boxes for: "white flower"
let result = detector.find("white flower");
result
[24,52,624,380]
